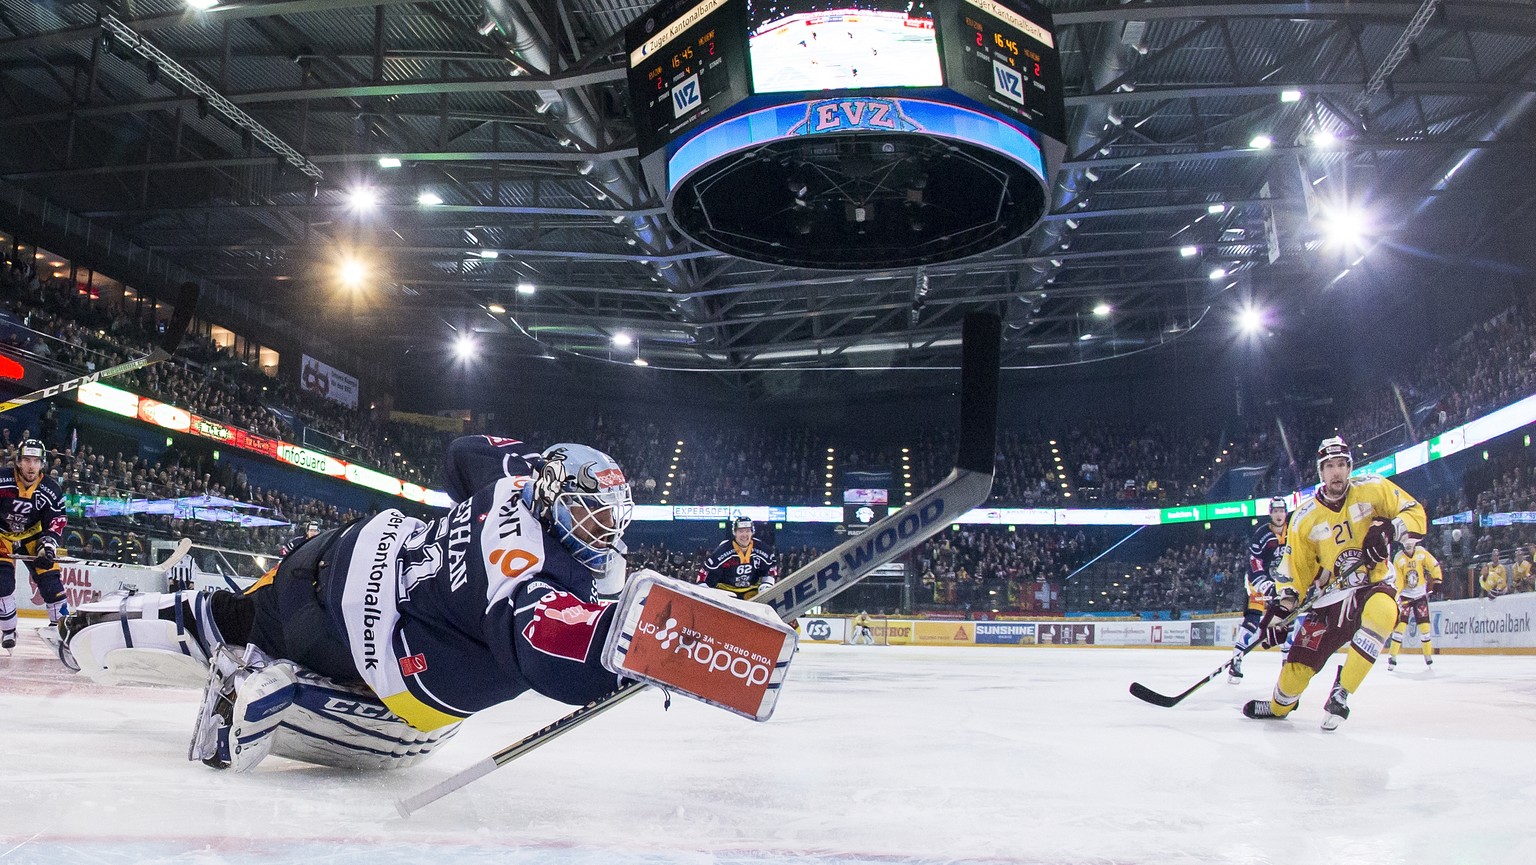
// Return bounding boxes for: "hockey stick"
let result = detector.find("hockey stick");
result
[17,538,194,572]
[394,313,1002,817]
[0,281,201,415]
[1128,559,1365,708]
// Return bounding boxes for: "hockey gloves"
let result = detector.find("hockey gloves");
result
[32,545,56,572]
[1257,592,1298,648]
[1361,517,1395,566]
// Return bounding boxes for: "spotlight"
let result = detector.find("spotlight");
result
[487,303,506,314]
[612,333,633,347]
[338,257,367,288]
[1179,245,1199,257]
[516,281,536,295]
[417,191,443,206]
[378,156,402,168]
[1320,206,1370,249]
[1280,89,1302,103]
[453,335,476,360]
[478,250,499,260]
[1313,129,1337,147]
[1208,267,1228,280]
[1249,134,1273,149]
[1093,303,1112,317]
[1238,306,1266,334]
[186,0,219,8]
[346,186,379,212]
[1207,203,1226,214]
[633,358,649,367]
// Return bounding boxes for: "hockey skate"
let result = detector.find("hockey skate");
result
[1226,656,1243,683]
[1,629,14,652]
[1425,655,1434,667]
[1387,655,1397,670]
[1321,669,1350,731]
[190,644,297,772]
[1242,697,1297,719]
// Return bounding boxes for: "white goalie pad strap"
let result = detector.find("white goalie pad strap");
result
[269,671,461,771]
[227,662,299,772]
[602,569,798,722]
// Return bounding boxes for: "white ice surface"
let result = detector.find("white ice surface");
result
[3,632,1535,865]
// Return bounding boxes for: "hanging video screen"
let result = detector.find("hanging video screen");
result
[748,1,943,94]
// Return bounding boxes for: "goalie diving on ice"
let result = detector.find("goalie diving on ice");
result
[55,435,798,772]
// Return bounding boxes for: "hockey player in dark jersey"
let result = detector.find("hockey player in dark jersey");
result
[698,516,779,600]
[1227,496,1288,682]
[57,435,799,771]
[277,521,321,558]
[0,439,69,650]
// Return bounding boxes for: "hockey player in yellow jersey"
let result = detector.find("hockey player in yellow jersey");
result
[1243,436,1426,730]
[1387,536,1441,669]
[1480,549,1509,598]
[1512,546,1533,593]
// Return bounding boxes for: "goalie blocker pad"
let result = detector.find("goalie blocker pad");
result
[602,570,797,721]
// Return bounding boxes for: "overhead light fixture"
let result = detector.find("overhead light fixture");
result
[338,257,367,288]
[346,186,379,212]
[453,334,476,360]
[186,0,219,9]
[1238,306,1266,333]
[1179,245,1199,257]
[487,303,506,314]
[1312,129,1337,147]
[612,333,633,347]
[478,250,499,260]
[1319,205,1371,249]
[377,157,402,169]
[1078,333,1094,341]
[516,281,536,295]
[1280,89,1302,103]
[1208,267,1228,280]
[633,358,649,367]
[417,191,443,206]
[1249,134,1273,149]
[1093,302,1112,317]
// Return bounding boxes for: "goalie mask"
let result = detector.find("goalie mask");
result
[524,443,634,571]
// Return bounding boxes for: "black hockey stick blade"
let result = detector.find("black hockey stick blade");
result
[396,313,1002,817]
[1129,672,1221,708]
[158,281,202,354]
[0,282,200,415]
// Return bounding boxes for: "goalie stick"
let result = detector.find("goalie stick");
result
[1128,559,1366,708]
[394,312,1002,817]
[0,281,200,415]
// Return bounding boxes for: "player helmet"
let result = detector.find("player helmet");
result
[306,521,321,534]
[19,439,46,460]
[524,443,634,570]
[1316,436,1353,475]
[732,516,753,534]
[1268,496,1288,514]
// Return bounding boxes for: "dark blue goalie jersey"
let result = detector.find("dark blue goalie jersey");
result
[318,436,622,731]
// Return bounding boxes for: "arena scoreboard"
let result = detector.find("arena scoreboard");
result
[935,0,1066,144]
[625,0,1066,268]
[627,0,752,159]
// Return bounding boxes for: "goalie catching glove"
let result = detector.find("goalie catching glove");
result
[602,569,798,721]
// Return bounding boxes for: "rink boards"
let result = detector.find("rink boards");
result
[801,592,1536,654]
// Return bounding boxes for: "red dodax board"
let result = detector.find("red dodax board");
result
[619,583,790,720]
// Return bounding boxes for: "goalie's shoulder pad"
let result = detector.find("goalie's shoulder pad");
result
[602,570,797,721]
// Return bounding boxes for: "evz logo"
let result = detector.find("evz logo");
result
[671,74,701,117]
[993,59,1024,105]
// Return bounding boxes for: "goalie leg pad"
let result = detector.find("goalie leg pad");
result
[270,671,461,770]
[602,569,798,721]
[66,591,217,687]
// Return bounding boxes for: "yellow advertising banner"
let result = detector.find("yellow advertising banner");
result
[914,620,976,646]
[872,620,915,646]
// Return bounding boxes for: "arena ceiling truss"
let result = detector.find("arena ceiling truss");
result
[2,0,1535,377]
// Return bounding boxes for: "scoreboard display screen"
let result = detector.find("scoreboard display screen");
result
[934,0,1065,143]
[627,0,753,157]
[748,1,943,93]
